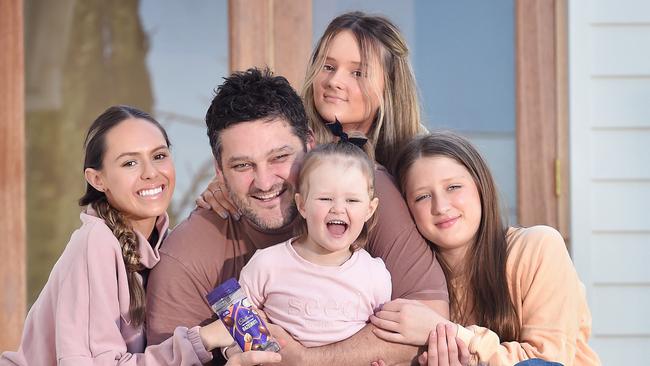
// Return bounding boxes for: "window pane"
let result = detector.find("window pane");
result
[24,0,227,303]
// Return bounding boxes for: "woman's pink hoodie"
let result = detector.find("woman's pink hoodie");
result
[1,210,213,365]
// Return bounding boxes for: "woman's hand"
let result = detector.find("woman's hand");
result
[195,175,240,220]
[418,324,470,366]
[370,299,451,346]
[370,325,468,366]
[225,350,282,366]
[198,319,232,351]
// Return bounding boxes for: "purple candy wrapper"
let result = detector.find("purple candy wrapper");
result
[215,297,276,352]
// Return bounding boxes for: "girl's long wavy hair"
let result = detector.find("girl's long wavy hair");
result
[394,131,520,341]
[302,11,425,172]
[79,105,170,327]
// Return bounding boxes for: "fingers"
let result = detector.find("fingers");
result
[445,324,459,366]
[371,360,387,366]
[206,178,221,193]
[377,298,412,311]
[418,351,428,366]
[213,184,241,220]
[371,327,407,343]
[371,309,402,323]
[195,195,211,209]
[198,180,241,220]
[427,331,438,366]
[436,324,449,366]
[267,323,292,345]
[369,314,400,332]
[206,189,232,219]
[455,337,470,366]
[227,350,281,366]
[197,188,227,218]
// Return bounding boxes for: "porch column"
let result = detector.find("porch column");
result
[228,0,312,89]
[0,0,26,351]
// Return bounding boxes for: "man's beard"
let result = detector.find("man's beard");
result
[225,181,298,230]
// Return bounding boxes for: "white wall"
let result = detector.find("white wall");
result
[569,0,650,363]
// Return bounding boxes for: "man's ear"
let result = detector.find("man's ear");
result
[306,129,316,150]
[84,168,105,193]
[214,159,225,180]
[295,193,307,219]
[366,197,379,222]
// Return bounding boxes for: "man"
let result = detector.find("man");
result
[146,68,448,365]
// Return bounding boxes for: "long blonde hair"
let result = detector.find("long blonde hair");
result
[302,11,425,171]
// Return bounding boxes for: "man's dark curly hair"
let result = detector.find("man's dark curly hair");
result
[206,68,310,166]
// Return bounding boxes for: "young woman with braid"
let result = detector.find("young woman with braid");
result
[0,106,280,366]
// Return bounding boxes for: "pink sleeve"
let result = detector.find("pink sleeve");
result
[238,252,266,309]
[55,224,212,365]
[373,259,392,308]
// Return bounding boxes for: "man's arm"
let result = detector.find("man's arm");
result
[273,323,417,366]
[273,300,448,366]
[146,251,216,345]
[146,209,228,346]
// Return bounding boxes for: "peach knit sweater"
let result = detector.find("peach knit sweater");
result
[455,226,600,366]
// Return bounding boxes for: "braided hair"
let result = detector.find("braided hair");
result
[79,105,170,326]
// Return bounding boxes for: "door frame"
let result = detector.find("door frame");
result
[516,0,569,241]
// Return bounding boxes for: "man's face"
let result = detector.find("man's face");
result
[217,118,309,230]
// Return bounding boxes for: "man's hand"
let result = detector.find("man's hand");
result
[268,323,307,366]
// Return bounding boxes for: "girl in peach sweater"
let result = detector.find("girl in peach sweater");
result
[371,132,600,366]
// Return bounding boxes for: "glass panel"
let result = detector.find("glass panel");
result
[313,0,517,224]
[24,0,227,303]
[139,1,228,222]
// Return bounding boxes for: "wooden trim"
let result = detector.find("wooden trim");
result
[229,0,272,73]
[515,0,569,237]
[0,0,26,351]
[555,0,570,242]
[228,0,312,89]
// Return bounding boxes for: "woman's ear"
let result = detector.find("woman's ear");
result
[295,192,307,219]
[84,168,106,193]
[366,197,379,222]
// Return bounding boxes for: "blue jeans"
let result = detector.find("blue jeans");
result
[514,359,563,366]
